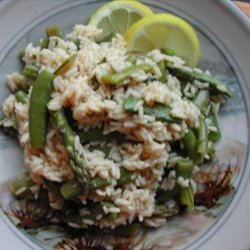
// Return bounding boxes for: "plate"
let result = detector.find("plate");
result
[0,1,249,249]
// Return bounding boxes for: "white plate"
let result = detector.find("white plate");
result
[0,1,249,249]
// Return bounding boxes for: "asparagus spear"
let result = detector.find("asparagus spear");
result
[61,167,131,199]
[60,176,111,199]
[102,63,156,84]
[51,110,90,186]
[167,64,232,97]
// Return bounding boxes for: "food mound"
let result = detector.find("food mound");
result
[0,4,231,233]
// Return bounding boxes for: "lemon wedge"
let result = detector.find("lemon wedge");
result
[124,13,200,67]
[89,0,153,37]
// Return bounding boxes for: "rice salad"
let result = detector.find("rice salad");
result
[0,22,231,231]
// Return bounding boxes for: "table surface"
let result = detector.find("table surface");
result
[0,2,248,250]
[235,1,250,17]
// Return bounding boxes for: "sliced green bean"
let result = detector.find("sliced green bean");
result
[146,104,176,122]
[54,54,77,76]
[78,128,108,143]
[183,127,197,160]
[107,212,118,221]
[29,70,54,148]
[60,179,83,199]
[179,185,194,210]
[102,64,156,84]
[197,117,208,154]
[87,202,113,221]
[22,64,39,80]
[78,127,125,144]
[167,64,232,97]
[157,60,167,83]
[183,126,205,166]
[46,25,62,38]
[95,202,118,222]
[207,141,215,160]
[123,95,140,113]
[20,78,29,92]
[15,90,27,104]
[61,176,110,199]
[193,90,209,113]
[126,54,137,65]
[123,96,181,123]
[89,176,111,191]
[144,104,179,123]
[11,172,34,197]
[44,179,61,195]
[196,73,232,97]
[208,113,221,142]
[176,159,194,179]
[40,38,49,49]
[117,167,132,186]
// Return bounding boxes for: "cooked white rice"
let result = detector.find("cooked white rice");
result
[1,24,224,229]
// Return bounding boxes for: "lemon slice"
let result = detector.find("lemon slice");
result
[89,0,153,37]
[124,14,200,67]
